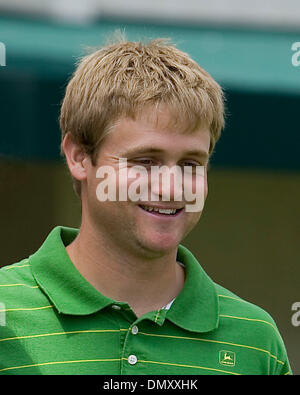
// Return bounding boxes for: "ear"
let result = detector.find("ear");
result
[61,133,89,182]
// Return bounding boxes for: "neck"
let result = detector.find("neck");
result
[66,221,185,317]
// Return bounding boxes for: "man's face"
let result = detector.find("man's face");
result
[82,108,210,257]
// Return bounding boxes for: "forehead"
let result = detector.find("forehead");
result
[133,102,208,134]
[100,104,211,156]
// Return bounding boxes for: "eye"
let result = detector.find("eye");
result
[181,161,200,168]
[180,160,207,175]
[133,158,156,166]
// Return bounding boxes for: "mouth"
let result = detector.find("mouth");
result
[138,204,184,217]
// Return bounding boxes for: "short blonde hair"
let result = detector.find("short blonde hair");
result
[59,34,225,196]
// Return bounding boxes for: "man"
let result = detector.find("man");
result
[0,36,292,375]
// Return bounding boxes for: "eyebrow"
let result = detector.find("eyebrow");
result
[119,146,210,161]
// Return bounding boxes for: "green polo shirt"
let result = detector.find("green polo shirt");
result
[0,226,291,375]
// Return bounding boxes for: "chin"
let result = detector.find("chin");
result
[138,233,182,255]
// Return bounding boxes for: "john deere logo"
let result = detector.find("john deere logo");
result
[219,350,236,366]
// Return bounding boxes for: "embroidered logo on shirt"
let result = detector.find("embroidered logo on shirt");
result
[219,350,236,366]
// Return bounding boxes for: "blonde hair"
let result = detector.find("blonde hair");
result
[59,33,225,196]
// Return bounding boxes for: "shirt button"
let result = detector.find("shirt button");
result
[111,305,121,310]
[128,355,137,365]
[131,325,139,335]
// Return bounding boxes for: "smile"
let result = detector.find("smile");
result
[139,205,184,216]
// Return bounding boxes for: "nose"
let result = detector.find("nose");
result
[149,165,184,203]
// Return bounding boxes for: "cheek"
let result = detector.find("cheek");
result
[180,211,202,240]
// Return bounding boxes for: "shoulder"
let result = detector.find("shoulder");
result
[0,258,34,286]
[215,283,276,325]
[213,282,292,375]
[0,258,41,308]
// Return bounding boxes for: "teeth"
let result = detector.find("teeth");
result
[158,208,176,214]
[141,206,177,215]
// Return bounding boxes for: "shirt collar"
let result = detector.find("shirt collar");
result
[30,226,115,315]
[166,245,219,333]
[30,226,219,333]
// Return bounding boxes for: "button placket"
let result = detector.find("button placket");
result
[126,325,139,366]
[120,322,142,373]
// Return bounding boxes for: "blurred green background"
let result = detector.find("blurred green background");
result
[0,14,299,374]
